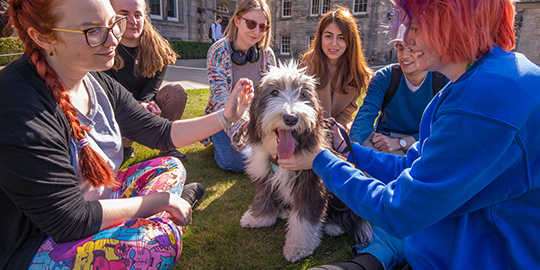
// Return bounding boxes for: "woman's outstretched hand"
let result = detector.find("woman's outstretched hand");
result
[223,78,254,122]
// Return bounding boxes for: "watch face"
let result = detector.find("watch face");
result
[400,139,407,147]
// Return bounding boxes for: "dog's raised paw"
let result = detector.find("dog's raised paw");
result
[277,208,290,220]
[240,210,277,228]
[283,244,316,262]
[324,222,345,236]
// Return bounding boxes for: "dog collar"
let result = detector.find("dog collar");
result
[270,155,279,173]
[269,154,278,165]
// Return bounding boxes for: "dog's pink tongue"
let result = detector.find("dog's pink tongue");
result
[277,129,295,159]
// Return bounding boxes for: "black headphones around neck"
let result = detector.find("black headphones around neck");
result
[230,42,260,66]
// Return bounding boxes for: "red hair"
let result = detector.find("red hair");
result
[392,0,515,63]
[9,0,116,188]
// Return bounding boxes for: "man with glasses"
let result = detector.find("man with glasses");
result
[349,24,449,156]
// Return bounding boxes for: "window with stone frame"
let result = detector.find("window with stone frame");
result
[167,0,178,21]
[149,0,161,19]
[308,35,315,48]
[216,2,229,13]
[322,0,331,14]
[282,0,292,17]
[310,0,331,16]
[353,0,368,14]
[280,35,291,55]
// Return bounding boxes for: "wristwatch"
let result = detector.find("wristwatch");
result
[398,137,407,150]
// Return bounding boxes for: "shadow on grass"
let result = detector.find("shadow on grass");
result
[173,144,355,270]
[122,88,357,269]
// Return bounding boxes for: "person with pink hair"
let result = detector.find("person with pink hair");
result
[280,0,540,269]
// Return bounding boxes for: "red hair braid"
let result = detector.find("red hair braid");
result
[10,0,117,188]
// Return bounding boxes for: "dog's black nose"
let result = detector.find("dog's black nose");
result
[283,114,298,126]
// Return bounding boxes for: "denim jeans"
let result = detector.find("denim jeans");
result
[361,226,406,269]
[210,130,250,173]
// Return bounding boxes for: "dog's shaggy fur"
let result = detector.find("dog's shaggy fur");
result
[240,60,372,262]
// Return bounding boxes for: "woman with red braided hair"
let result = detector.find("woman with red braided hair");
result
[0,0,253,269]
[280,0,540,269]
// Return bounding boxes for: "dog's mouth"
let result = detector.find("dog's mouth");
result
[275,129,297,159]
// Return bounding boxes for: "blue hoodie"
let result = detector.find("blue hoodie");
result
[350,65,449,143]
[313,47,540,269]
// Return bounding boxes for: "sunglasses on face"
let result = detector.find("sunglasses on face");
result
[238,16,269,32]
[52,16,128,47]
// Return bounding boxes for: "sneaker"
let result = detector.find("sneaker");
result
[180,182,205,208]
[160,149,188,162]
[123,146,135,162]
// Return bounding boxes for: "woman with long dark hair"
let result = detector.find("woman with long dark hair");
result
[300,6,372,131]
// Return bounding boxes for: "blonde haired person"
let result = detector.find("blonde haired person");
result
[106,0,188,161]
[203,0,276,173]
[300,6,372,132]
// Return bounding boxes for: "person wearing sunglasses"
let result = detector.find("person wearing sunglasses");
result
[299,6,372,135]
[105,0,189,163]
[349,24,449,157]
[203,0,275,173]
[0,0,254,269]
[280,0,540,269]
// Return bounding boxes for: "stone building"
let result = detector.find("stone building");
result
[150,0,540,65]
[267,0,396,65]
[147,0,236,41]
[515,0,540,65]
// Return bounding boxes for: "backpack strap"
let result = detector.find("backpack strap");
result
[375,64,402,133]
[377,65,445,133]
[431,71,446,95]
[382,64,403,110]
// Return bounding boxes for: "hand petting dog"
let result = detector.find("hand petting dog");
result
[278,145,324,171]
[223,78,254,122]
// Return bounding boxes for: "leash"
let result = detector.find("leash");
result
[333,121,359,169]
[328,120,361,212]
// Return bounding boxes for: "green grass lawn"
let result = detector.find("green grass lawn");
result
[123,88,356,269]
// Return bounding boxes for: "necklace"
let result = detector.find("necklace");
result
[466,55,483,71]
[119,44,138,65]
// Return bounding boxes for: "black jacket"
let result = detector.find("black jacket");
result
[0,56,175,269]
[104,45,167,103]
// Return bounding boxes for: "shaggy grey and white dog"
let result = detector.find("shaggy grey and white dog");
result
[240,60,372,262]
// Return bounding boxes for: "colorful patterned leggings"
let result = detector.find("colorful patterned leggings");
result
[28,157,186,270]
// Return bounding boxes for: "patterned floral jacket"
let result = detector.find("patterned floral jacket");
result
[202,38,276,150]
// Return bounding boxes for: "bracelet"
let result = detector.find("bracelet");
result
[217,109,232,129]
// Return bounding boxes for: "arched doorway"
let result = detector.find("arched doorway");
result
[216,2,231,34]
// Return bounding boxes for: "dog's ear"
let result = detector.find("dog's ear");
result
[253,84,262,95]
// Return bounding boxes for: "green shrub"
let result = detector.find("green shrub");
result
[0,37,24,66]
[169,40,212,59]
[0,38,210,66]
